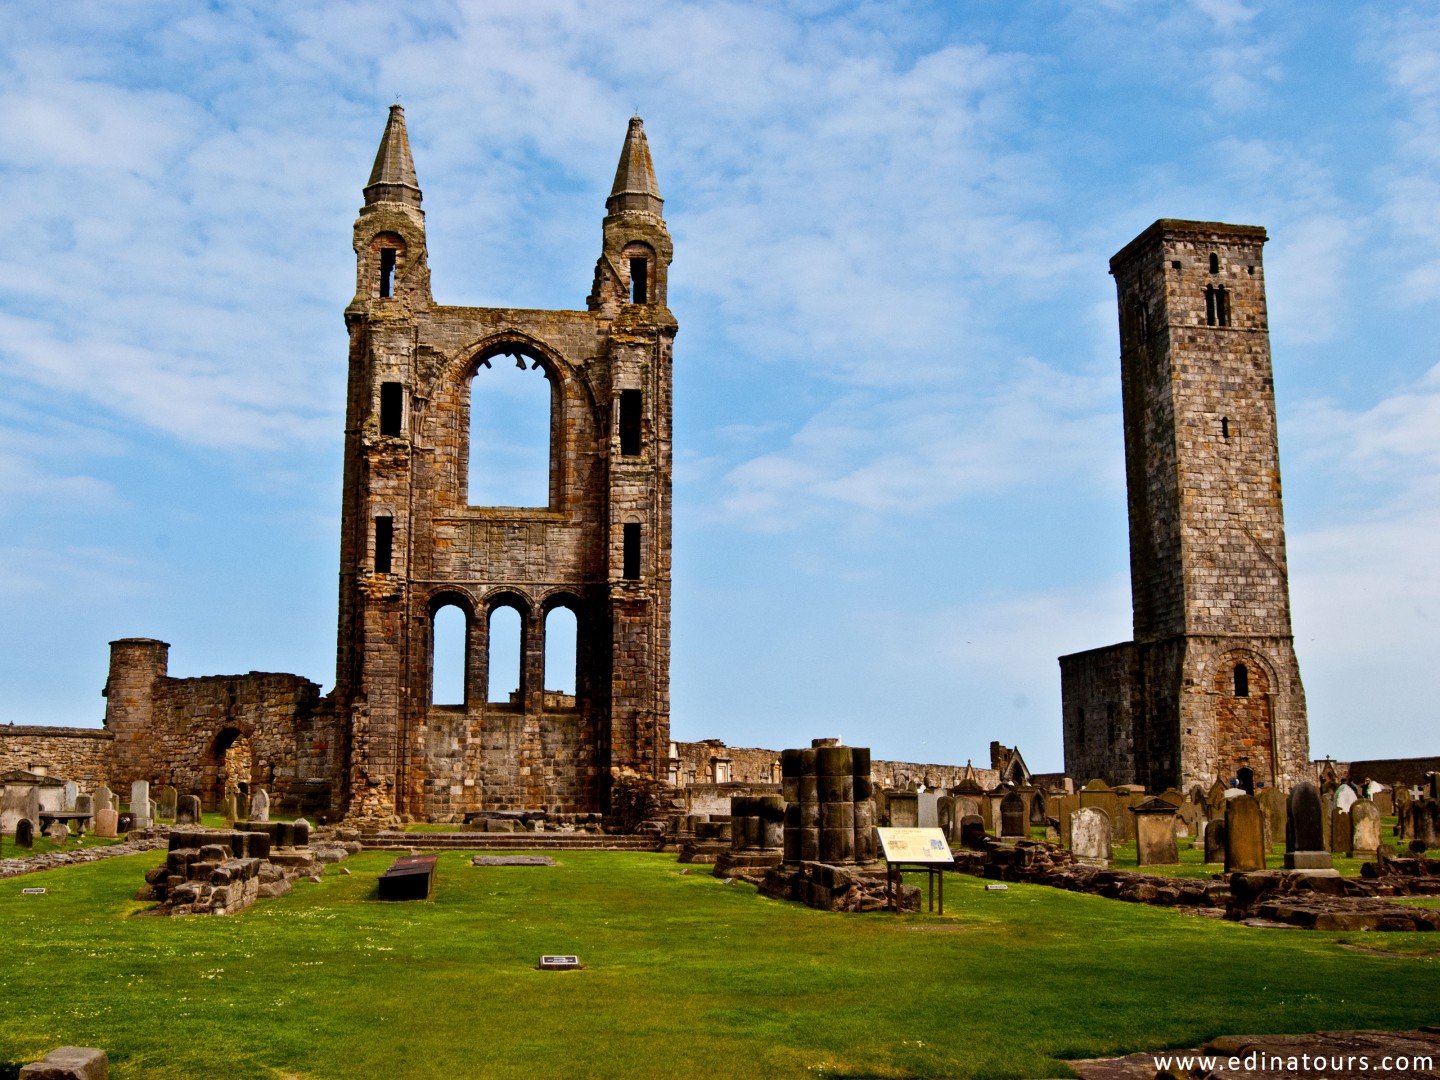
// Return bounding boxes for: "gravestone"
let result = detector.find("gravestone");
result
[0,783,37,836]
[221,792,239,826]
[1029,787,1049,826]
[1258,786,1287,852]
[1130,798,1179,866]
[94,784,117,813]
[1079,780,1119,840]
[1203,819,1226,864]
[1284,781,1332,870]
[1394,786,1412,838]
[1413,801,1440,850]
[886,790,918,828]
[1000,792,1028,838]
[1205,777,1229,817]
[1334,783,1358,813]
[155,785,178,821]
[251,788,271,824]
[1070,807,1111,866]
[1329,808,1353,855]
[15,817,34,848]
[74,794,94,831]
[1350,800,1381,857]
[63,780,79,811]
[1372,788,1393,816]
[936,797,958,843]
[959,814,987,849]
[94,808,119,838]
[1225,795,1266,872]
[129,781,151,829]
[45,821,69,844]
[176,794,201,825]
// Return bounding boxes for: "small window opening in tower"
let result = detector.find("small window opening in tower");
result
[1221,416,1229,440]
[629,258,648,304]
[1171,260,1182,270]
[1217,286,1231,326]
[623,522,641,580]
[1209,252,1220,274]
[619,389,642,456]
[379,382,403,436]
[1234,662,1249,698]
[379,248,397,298]
[1206,286,1217,326]
[374,515,393,574]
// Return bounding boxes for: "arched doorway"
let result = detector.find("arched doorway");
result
[204,726,254,811]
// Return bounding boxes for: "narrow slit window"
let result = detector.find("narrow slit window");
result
[623,522,641,580]
[374,516,393,574]
[1234,663,1249,698]
[379,248,397,298]
[379,382,403,436]
[629,258,648,304]
[1209,252,1220,274]
[1221,416,1229,440]
[1217,287,1231,327]
[1205,286,1217,326]
[619,390,641,456]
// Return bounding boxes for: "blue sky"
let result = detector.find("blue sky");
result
[1,1,1436,772]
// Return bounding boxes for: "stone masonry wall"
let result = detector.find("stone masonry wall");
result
[672,741,1001,793]
[0,726,113,785]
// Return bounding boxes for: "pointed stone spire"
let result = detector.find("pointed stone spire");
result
[607,116,662,218]
[365,104,422,209]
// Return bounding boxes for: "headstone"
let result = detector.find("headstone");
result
[0,783,33,835]
[1000,792,1028,838]
[1070,807,1111,866]
[1203,819,1226,864]
[1258,785,1287,853]
[1334,783,1358,813]
[251,788,271,824]
[94,808,118,838]
[936,796,958,843]
[959,815,987,849]
[1284,781,1332,870]
[1130,798,1179,866]
[1029,787,1049,826]
[1350,800,1381,857]
[155,785,178,821]
[1329,808,1353,855]
[1205,777,1228,817]
[293,818,311,847]
[1394,785,1412,838]
[14,817,34,848]
[73,794,94,832]
[1372,788,1393,816]
[46,821,69,845]
[176,794,201,825]
[1413,801,1440,850]
[221,792,239,826]
[129,781,151,829]
[63,780,79,811]
[1224,795,1265,872]
[94,784,117,813]
[1079,781,1119,840]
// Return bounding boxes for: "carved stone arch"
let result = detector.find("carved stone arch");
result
[427,589,476,707]
[203,721,257,810]
[1205,647,1278,787]
[1207,647,1276,698]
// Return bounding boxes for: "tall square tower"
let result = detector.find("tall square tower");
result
[1061,220,1309,793]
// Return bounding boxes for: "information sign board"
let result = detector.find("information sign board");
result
[875,827,953,864]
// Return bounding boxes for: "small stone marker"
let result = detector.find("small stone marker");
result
[94,808,118,839]
[471,855,556,866]
[1351,799,1381,856]
[1203,819,1226,864]
[1329,808,1353,855]
[984,883,1008,891]
[129,781,151,829]
[176,795,201,825]
[1070,807,1111,866]
[21,887,46,895]
[15,818,35,848]
[250,788,270,823]
[1285,781,1332,870]
[45,822,69,845]
[1224,795,1265,872]
[538,955,581,970]
[155,785,178,821]
[1130,798,1179,866]
[18,1045,107,1079]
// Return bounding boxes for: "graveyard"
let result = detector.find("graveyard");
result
[2,839,1439,1080]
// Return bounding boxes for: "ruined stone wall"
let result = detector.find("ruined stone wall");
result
[1060,643,1138,786]
[0,726,113,785]
[671,741,1001,793]
[336,108,674,821]
[1328,757,1440,789]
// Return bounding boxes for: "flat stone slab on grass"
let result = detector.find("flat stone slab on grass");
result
[471,855,556,867]
[1067,1028,1440,1079]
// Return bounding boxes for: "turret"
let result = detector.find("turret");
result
[589,116,673,316]
[351,104,432,310]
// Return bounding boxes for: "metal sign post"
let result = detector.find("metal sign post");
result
[875,827,954,914]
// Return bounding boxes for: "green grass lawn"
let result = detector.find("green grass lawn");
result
[1,851,1438,1080]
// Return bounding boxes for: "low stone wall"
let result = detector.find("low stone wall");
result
[0,726,113,785]
[671,740,1001,792]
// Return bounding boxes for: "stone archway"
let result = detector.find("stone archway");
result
[204,726,253,811]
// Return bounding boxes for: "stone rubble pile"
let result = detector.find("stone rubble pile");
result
[759,861,919,913]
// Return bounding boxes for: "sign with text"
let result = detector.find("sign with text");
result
[875,828,953,864]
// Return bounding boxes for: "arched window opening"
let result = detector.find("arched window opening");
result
[1233,662,1249,698]
[629,257,648,304]
[488,605,523,705]
[469,353,553,507]
[1209,252,1220,274]
[379,248,397,297]
[619,389,642,456]
[544,606,578,699]
[1237,766,1255,795]
[431,604,467,706]
[623,522,641,580]
[1221,416,1229,440]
